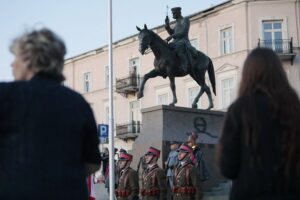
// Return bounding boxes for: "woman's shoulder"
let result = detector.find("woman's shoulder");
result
[227,96,247,112]
[36,78,93,113]
[0,81,30,97]
[0,80,28,87]
[230,92,269,110]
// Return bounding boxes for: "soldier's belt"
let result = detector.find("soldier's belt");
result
[115,189,131,197]
[140,188,160,196]
[172,186,196,194]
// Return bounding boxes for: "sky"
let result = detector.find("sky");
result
[0,0,227,81]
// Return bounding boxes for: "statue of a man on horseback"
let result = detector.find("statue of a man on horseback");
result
[165,7,198,73]
[136,8,216,109]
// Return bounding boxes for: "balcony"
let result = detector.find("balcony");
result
[116,74,140,96]
[258,38,296,64]
[116,121,141,140]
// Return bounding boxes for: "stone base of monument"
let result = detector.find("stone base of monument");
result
[130,105,229,198]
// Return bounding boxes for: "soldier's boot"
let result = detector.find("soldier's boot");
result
[178,52,189,73]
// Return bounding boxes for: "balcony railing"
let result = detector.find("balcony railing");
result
[116,121,141,140]
[258,38,296,64]
[116,74,140,96]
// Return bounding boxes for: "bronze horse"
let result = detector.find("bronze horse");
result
[136,24,216,109]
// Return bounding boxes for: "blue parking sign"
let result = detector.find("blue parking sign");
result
[98,124,108,143]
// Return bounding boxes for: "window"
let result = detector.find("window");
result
[188,86,200,108]
[105,65,109,88]
[129,58,139,76]
[221,78,234,109]
[83,72,92,92]
[104,101,116,136]
[220,27,233,55]
[129,100,141,133]
[105,105,109,124]
[129,101,141,122]
[190,38,199,50]
[105,65,116,87]
[262,20,283,52]
[157,93,168,105]
[156,87,169,105]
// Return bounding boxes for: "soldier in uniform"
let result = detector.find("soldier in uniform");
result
[141,147,167,200]
[173,143,203,200]
[115,153,139,200]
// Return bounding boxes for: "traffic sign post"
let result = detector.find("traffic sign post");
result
[98,124,109,144]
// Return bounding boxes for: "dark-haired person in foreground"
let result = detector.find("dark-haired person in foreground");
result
[218,48,300,199]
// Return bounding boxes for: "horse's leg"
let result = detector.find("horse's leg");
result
[190,53,214,109]
[169,76,177,106]
[192,87,205,109]
[137,69,159,99]
[190,71,213,109]
[188,71,205,108]
[204,84,214,110]
[192,83,213,109]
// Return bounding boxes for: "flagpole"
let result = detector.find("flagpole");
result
[108,0,115,199]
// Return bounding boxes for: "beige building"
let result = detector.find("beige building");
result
[64,0,300,150]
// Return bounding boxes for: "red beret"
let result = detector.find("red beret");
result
[145,146,161,158]
[119,153,133,161]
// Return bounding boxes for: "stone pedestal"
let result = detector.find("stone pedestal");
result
[130,105,227,194]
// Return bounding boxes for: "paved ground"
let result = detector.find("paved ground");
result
[93,182,228,200]
[94,183,109,200]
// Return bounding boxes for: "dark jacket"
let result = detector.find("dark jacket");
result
[0,75,101,200]
[141,164,167,200]
[165,16,194,55]
[165,16,190,45]
[116,168,139,200]
[191,146,209,182]
[173,162,203,200]
[218,92,300,200]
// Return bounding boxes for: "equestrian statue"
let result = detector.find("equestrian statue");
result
[136,7,216,109]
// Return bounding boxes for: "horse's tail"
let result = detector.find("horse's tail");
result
[208,58,216,95]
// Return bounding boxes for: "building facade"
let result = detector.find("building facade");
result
[64,0,300,150]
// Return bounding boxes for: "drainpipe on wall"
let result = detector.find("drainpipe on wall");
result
[295,0,300,49]
[72,61,75,89]
[205,16,209,55]
[245,0,250,53]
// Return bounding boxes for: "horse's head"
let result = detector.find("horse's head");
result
[136,24,152,55]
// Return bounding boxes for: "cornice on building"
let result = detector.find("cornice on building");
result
[64,50,98,64]
[65,0,233,63]
[65,0,297,64]
[215,63,239,74]
[189,1,233,20]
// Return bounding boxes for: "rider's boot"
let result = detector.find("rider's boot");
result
[178,52,189,73]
